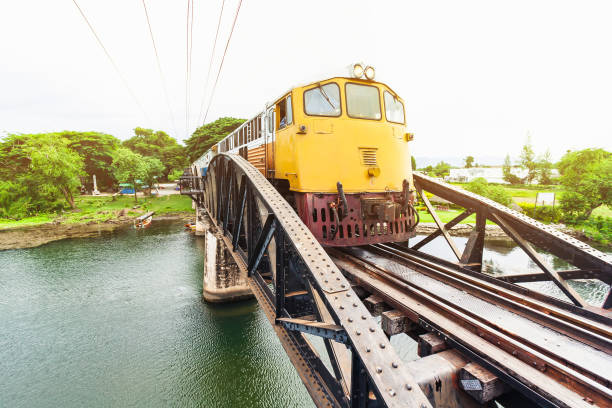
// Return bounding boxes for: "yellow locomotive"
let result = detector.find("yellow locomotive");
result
[194,64,418,246]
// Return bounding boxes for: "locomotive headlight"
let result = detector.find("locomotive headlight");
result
[352,63,364,78]
[364,66,375,80]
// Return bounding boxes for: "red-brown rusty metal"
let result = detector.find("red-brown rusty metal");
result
[295,192,416,246]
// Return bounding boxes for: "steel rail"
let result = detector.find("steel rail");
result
[387,242,612,323]
[336,247,611,390]
[331,251,612,408]
[371,244,612,350]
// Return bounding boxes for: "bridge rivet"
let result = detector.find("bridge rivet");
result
[348,318,353,322]
[369,327,375,332]
[406,384,412,391]
[353,303,358,307]
[366,348,371,353]
[356,331,361,335]
[380,343,386,349]
[376,367,382,373]
[388,389,396,397]
[392,362,398,368]
[346,293,351,297]
[341,284,346,288]
[324,280,328,283]
[340,306,344,310]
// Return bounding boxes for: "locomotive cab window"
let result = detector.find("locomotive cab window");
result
[304,83,341,116]
[276,95,293,130]
[346,83,381,120]
[384,91,405,124]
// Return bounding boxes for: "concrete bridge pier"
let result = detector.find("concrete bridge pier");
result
[200,212,253,303]
[194,207,207,236]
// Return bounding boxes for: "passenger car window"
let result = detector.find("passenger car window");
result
[276,95,292,130]
[384,91,405,124]
[346,83,381,120]
[267,109,274,134]
[304,83,341,116]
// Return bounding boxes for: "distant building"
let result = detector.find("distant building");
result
[447,167,558,184]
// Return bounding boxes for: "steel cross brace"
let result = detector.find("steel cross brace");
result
[277,317,349,344]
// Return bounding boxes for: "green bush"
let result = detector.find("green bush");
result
[465,178,513,206]
[579,216,611,245]
[517,202,563,223]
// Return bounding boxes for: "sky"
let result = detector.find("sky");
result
[1,0,611,164]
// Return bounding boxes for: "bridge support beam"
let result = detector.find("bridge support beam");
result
[201,212,253,303]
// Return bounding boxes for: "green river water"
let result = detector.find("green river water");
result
[1,220,608,407]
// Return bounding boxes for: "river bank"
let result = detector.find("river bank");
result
[0,194,195,250]
[0,212,194,250]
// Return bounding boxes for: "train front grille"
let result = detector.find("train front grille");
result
[359,148,378,166]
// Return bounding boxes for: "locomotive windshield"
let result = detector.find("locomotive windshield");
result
[304,83,341,116]
[384,91,405,123]
[346,83,381,120]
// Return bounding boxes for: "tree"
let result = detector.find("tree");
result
[465,177,512,206]
[411,156,416,171]
[142,157,165,195]
[123,128,187,180]
[519,136,537,184]
[61,131,120,190]
[0,133,85,214]
[0,134,34,180]
[537,150,554,185]
[168,168,184,182]
[111,148,147,203]
[185,117,245,162]
[502,154,522,184]
[28,136,85,209]
[0,180,29,219]
[432,161,451,177]
[558,148,611,220]
[464,156,475,168]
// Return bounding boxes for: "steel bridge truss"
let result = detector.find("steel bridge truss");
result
[180,158,612,408]
[411,172,612,310]
[182,154,433,408]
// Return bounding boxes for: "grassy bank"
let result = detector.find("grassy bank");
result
[0,194,194,230]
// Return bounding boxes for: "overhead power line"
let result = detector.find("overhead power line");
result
[71,0,152,125]
[196,0,226,126]
[202,0,243,124]
[185,0,195,138]
[142,0,178,138]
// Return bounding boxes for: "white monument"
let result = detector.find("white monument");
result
[92,174,100,195]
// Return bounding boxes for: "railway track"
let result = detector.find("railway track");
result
[329,245,612,408]
[182,154,612,407]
